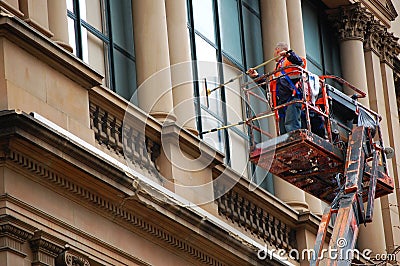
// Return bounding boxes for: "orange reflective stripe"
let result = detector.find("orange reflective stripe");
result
[277,57,306,78]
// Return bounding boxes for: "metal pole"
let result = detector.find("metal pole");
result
[200,112,275,135]
[206,55,281,95]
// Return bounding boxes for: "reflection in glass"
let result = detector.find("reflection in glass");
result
[192,0,216,44]
[218,0,242,65]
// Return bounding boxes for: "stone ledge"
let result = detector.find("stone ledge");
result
[0,15,102,89]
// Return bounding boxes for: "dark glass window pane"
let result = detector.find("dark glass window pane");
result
[302,0,341,76]
[243,5,263,69]
[243,0,259,14]
[302,1,322,65]
[308,61,323,76]
[218,0,242,64]
[110,0,134,54]
[114,48,136,100]
[322,21,341,76]
[67,0,137,100]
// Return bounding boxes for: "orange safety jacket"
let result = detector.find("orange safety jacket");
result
[270,54,307,109]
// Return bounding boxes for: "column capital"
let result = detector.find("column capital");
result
[380,31,400,68]
[331,3,372,42]
[364,19,386,55]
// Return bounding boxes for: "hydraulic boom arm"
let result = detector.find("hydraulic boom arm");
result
[311,126,383,265]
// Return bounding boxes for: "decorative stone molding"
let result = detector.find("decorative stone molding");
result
[364,19,386,55]
[56,250,90,266]
[331,3,372,41]
[7,149,225,266]
[216,188,297,253]
[362,0,398,23]
[0,1,24,18]
[89,102,161,181]
[0,215,35,257]
[30,231,66,266]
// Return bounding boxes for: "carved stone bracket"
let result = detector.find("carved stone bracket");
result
[0,215,35,257]
[331,3,372,41]
[56,250,90,266]
[30,230,66,266]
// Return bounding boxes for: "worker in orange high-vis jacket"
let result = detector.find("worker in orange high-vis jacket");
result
[248,42,306,135]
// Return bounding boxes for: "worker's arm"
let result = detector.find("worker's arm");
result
[281,50,305,67]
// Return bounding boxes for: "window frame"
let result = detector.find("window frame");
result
[187,0,262,165]
[67,0,136,97]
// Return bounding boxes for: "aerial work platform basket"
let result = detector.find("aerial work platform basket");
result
[203,63,395,264]
[242,67,394,204]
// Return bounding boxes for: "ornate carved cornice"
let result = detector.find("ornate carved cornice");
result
[4,133,226,265]
[0,110,302,265]
[331,3,372,41]
[361,0,398,22]
[364,19,386,55]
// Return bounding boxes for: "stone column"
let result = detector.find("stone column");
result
[333,3,370,106]
[47,0,73,52]
[165,0,197,134]
[132,0,175,123]
[260,1,308,212]
[285,0,306,58]
[378,30,400,255]
[286,0,322,215]
[260,0,290,73]
[332,4,388,254]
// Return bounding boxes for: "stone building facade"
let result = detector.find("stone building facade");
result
[0,0,399,265]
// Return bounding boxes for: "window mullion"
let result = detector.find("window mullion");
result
[104,0,116,91]
[186,0,203,137]
[237,0,247,70]
[73,0,83,59]
[213,0,231,165]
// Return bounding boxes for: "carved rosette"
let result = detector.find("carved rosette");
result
[364,19,386,54]
[331,3,372,41]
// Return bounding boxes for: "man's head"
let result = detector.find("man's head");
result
[274,42,289,60]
